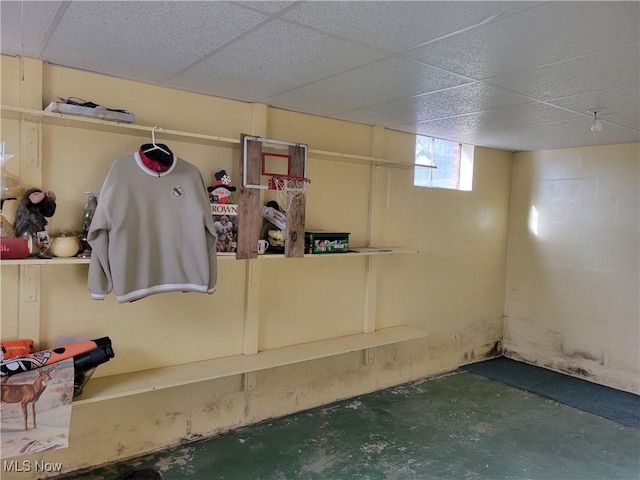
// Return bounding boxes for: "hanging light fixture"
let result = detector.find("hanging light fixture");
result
[587,108,606,133]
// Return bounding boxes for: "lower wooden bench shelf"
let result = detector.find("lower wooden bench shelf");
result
[74,325,426,405]
[0,249,421,265]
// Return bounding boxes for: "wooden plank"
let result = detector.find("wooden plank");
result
[0,256,238,266]
[1,105,239,146]
[285,144,306,258]
[18,265,41,348]
[363,256,378,333]
[243,259,261,355]
[236,134,262,259]
[74,326,427,405]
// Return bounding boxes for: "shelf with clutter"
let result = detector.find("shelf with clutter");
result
[0,57,439,475]
[0,104,413,168]
[0,104,239,147]
[257,249,421,260]
[1,92,423,409]
[0,180,92,264]
[0,248,420,265]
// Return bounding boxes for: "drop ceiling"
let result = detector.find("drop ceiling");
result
[1,1,638,152]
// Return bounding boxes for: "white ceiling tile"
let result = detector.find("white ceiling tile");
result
[487,44,640,101]
[409,1,640,80]
[606,111,640,131]
[263,58,468,116]
[515,118,633,137]
[336,82,533,126]
[456,121,640,152]
[167,19,386,101]
[0,0,62,57]
[397,103,580,138]
[547,85,640,130]
[41,1,268,83]
[0,1,637,152]
[236,2,296,15]
[281,1,533,53]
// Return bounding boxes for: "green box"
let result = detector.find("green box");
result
[305,231,350,254]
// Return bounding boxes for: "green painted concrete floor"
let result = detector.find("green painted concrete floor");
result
[57,367,639,480]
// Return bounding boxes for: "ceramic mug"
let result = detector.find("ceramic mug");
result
[257,239,269,255]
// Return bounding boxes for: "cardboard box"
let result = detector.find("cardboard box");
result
[305,231,350,254]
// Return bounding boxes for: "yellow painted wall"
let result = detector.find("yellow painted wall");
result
[376,146,512,365]
[1,57,511,478]
[504,144,640,394]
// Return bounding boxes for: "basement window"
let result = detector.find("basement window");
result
[414,135,474,191]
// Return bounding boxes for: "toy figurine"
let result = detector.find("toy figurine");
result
[14,188,57,239]
[207,169,236,204]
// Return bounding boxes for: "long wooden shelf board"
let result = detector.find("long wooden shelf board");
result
[1,105,239,146]
[74,326,426,405]
[0,250,421,266]
[0,255,243,266]
[1,257,91,266]
[2,105,413,166]
[257,248,420,260]
[308,148,412,169]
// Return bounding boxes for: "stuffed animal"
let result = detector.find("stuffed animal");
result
[207,169,236,204]
[14,188,57,239]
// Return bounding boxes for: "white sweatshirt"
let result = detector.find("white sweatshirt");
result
[88,152,217,303]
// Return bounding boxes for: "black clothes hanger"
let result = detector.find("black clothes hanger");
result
[141,126,173,166]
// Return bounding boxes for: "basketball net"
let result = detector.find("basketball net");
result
[269,176,309,211]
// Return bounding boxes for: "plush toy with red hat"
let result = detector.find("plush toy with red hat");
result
[207,169,237,204]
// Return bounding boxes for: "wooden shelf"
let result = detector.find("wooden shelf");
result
[307,148,413,169]
[256,248,421,260]
[0,249,421,265]
[1,257,90,266]
[3,103,423,411]
[0,255,243,266]
[1,104,239,147]
[1,104,412,167]
[74,326,426,405]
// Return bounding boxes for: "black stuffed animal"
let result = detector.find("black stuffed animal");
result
[14,188,57,239]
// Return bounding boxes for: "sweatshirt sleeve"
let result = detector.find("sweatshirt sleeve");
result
[87,192,112,300]
[199,172,218,294]
[206,219,218,294]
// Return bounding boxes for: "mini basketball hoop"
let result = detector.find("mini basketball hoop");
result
[242,136,310,211]
[268,175,310,211]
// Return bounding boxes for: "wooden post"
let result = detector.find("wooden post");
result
[285,144,306,258]
[236,134,262,259]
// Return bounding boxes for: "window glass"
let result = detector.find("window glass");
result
[414,135,473,191]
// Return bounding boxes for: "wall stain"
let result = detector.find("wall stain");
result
[164,411,182,423]
[505,349,593,380]
[563,365,592,377]
[484,340,502,358]
[559,341,600,362]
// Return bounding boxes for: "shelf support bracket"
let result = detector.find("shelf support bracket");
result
[242,371,257,391]
[363,348,375,365]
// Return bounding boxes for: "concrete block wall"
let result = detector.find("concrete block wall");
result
[503,144,640,394]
